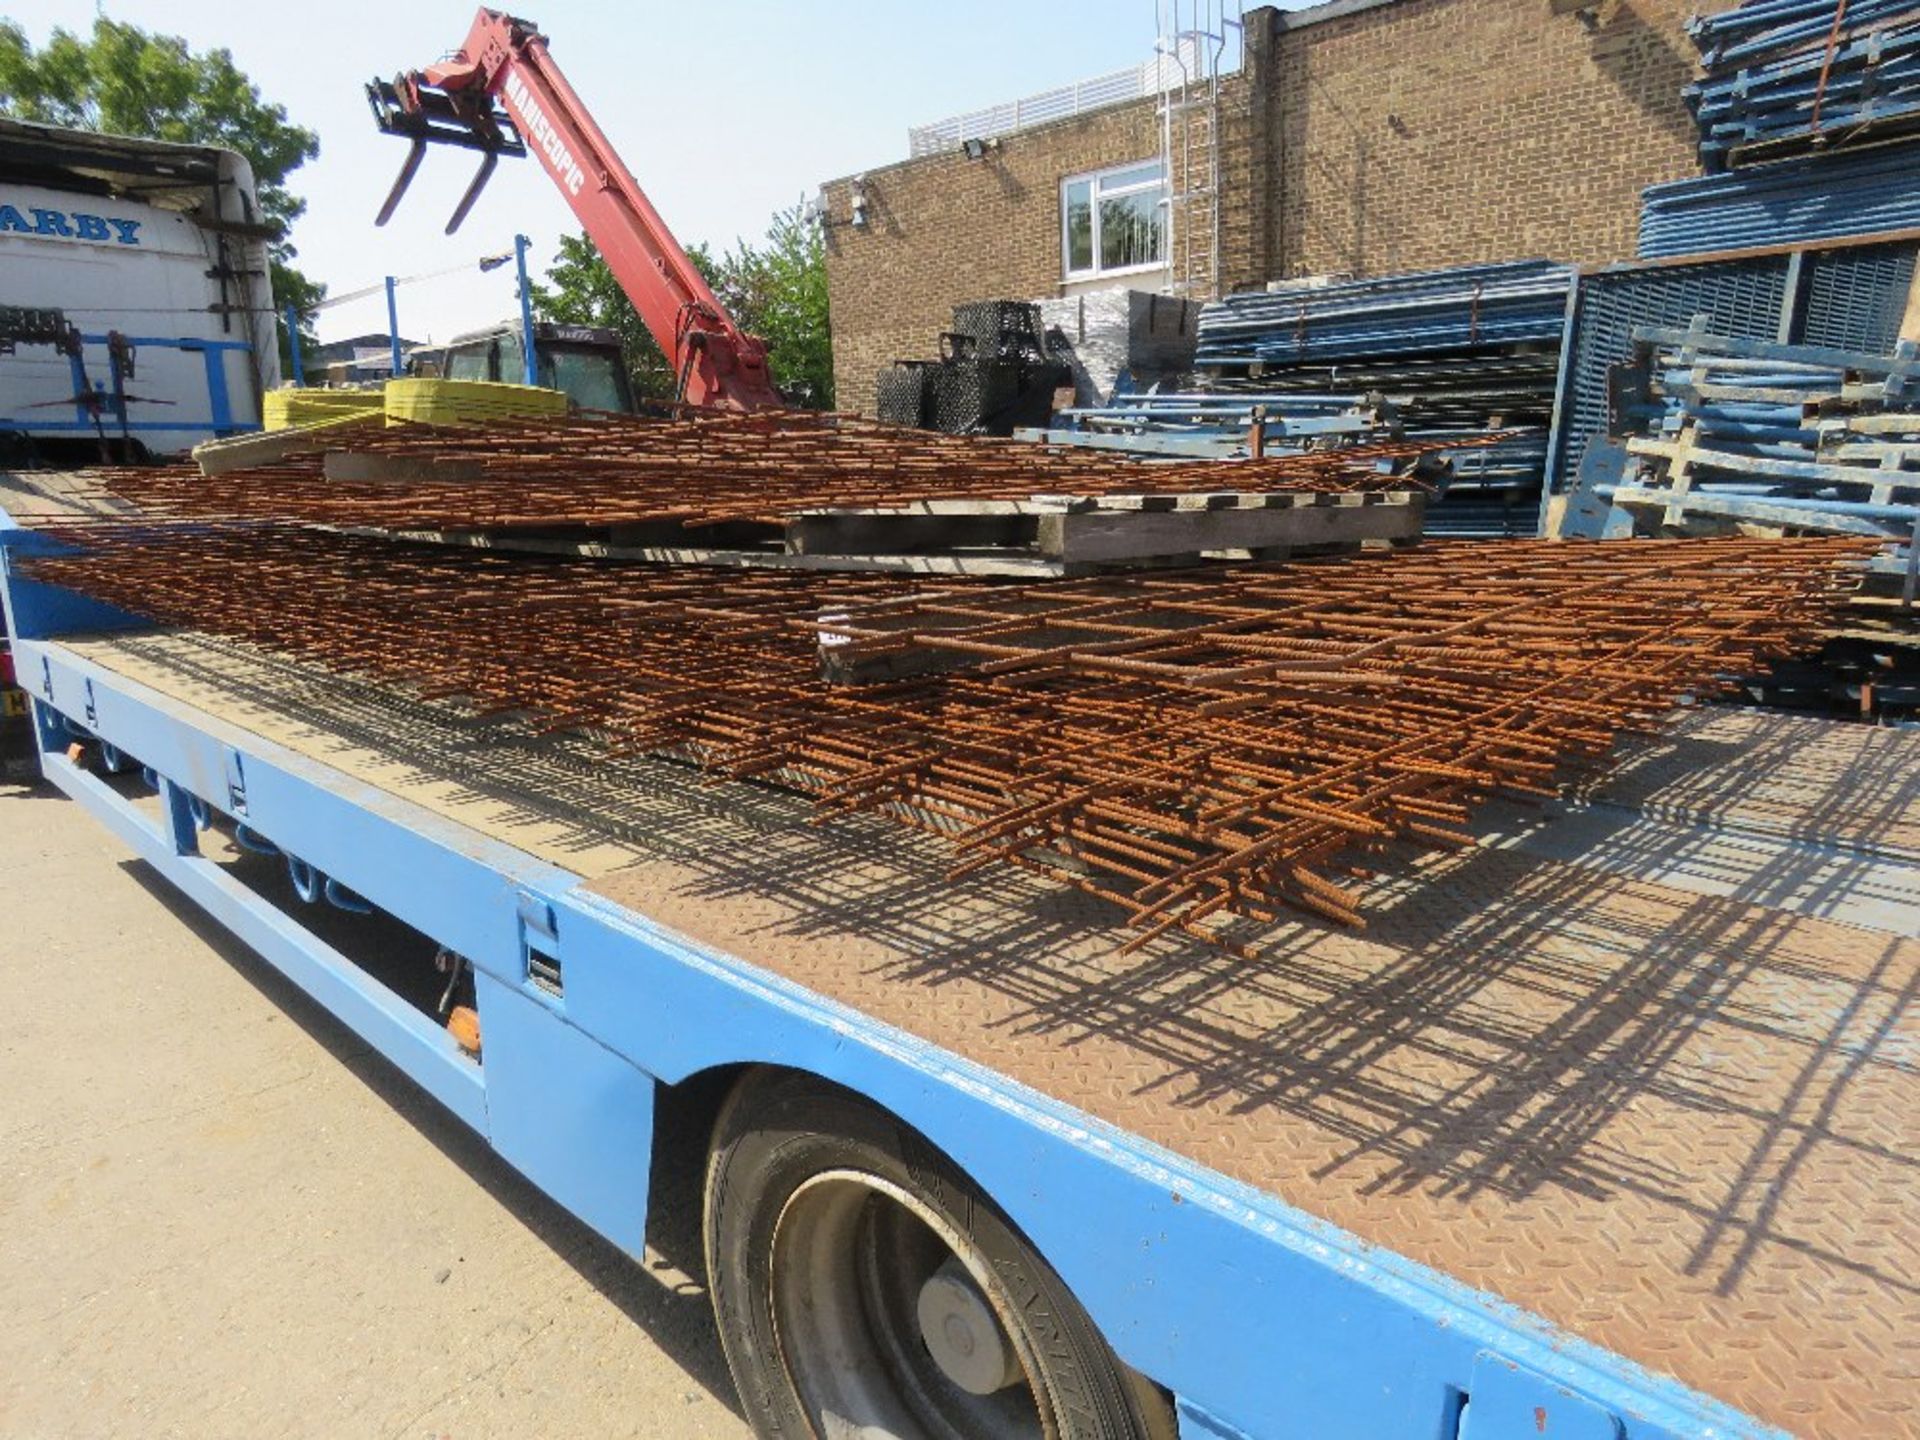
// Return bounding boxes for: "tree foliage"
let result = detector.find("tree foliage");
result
[725,205,834,408]
[532,203,834,408]
[0,17,323,373]
[531,232,719,403]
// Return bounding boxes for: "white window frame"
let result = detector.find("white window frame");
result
[1060,159,1169,282]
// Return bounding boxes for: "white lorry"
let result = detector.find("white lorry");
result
[0,117,278,460]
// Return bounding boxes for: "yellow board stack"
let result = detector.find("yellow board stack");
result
[263,381,569,434]
[262,388,386,432]
[382,378,571,427]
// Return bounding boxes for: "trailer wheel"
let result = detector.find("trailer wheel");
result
[705,1070,1175,1440]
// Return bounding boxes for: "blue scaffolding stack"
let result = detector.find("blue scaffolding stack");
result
[1024,261,1572,537]
[1640,0,1920,257]
[1640,142,1920,257]
[1686,0,1920,170]
[1589,324,1920,544]
[1190,262,1572,369]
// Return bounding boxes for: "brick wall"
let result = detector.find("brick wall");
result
[1268,0,1735,280]
[821,99,1165,417]
[823,0,1732,416]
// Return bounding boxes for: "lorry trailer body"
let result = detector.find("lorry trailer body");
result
[0,120,276,457]
[0,485,1913,1440]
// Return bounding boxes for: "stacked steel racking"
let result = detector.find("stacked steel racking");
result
[1639,0,1920,257]
[1686,0,1920,170]
[1191,263,1571,369]
[1639,141,1920,257]
[1033,262,1571,535]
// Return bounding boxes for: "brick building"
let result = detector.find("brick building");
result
[819,0,1732,416]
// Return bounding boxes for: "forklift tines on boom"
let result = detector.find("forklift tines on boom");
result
[364,9,779,412]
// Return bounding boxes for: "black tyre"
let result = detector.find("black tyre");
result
[705,1070,1176,1440]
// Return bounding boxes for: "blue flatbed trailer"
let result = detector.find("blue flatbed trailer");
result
[2,493,1913,1440]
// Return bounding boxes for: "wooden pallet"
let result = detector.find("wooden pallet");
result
[368,489,1428,578]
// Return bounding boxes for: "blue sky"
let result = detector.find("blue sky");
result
[10,2,1308,343]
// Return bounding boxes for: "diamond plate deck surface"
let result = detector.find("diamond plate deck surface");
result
[1573,707,1920,861]
[61,631,1920,1440]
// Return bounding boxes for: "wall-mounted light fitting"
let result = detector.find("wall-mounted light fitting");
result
[1548,0,1611,32]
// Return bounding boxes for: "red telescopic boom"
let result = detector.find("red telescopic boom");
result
[366,9,779,411]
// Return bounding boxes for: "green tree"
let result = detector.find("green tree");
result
[531,231,718,402]
[0,17,323,376]
[721,204,834,408]
[532,203,834,408]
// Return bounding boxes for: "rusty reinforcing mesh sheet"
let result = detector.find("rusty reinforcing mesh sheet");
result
[93,410,1438,531]
[25,530,1870,931]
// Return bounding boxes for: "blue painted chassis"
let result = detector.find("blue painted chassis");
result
[0,519,1781,1440]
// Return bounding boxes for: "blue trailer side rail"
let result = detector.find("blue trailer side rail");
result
[0,521,1784,1440]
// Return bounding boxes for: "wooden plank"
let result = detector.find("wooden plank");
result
[345,487,1424,577]
[1663,380,1841,406]
[1900,253,1920,345]
[1835,412,1920,436]
[1628,434,1919,492]
[1609,487,1902,538]
[1588,224,1920,275]
[1082,491,1321,513]
[787,488,1340,519]
[0,470,141,522]
[791,498,1078,517]
[1633,326,1920,377]
[1655,424,1700,528]
[1906,519,1919,609]
[1037,493,1420,563]
[1842,379,1910,404]
[191,415,373,476]
[1010,426,1248,459]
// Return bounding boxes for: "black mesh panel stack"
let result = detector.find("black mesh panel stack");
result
[875,361,936,428]
[950,300,1050,363]
[877,300,1070,436]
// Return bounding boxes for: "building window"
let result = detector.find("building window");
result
[1061,160,1166,280]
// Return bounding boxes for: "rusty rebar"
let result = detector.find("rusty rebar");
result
[26,526,1869,937]
[89,410,1440,535]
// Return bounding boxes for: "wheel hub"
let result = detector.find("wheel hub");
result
[767,1169,1046,1438]
[916,1256,1021,1396]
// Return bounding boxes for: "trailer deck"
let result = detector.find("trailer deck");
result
[44,624,1919,1440]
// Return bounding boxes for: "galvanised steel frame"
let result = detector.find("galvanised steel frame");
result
[0,511,1788,1440]
[1539,232,1920,533]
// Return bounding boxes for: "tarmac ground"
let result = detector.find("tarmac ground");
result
[0,775,752,1440]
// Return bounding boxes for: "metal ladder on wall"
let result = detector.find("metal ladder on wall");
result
[1156,0,1243,300]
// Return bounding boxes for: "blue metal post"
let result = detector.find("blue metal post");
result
[64,347,91,427]
[385,275,403,379]
[514,233,538,387]
[283,302,305,387]
[191,341,236,435]
[161,778,203,857]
